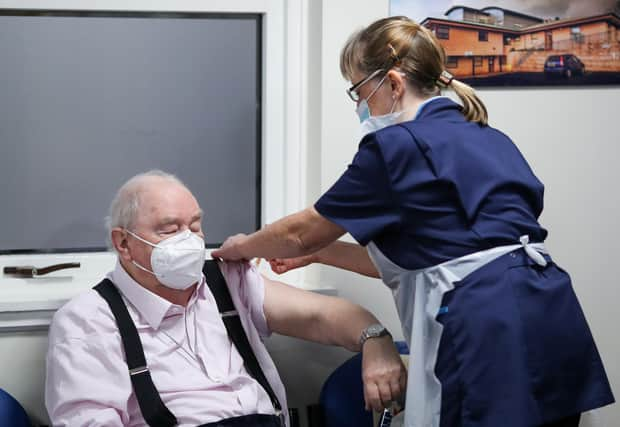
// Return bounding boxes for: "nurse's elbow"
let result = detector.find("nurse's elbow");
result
[282,209,329,255]
[289,234,316,256]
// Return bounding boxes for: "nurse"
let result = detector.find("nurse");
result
[213,16,615,427]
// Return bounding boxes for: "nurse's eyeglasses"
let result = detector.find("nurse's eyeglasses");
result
[346,69,385,102]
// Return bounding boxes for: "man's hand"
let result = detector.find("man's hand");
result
[268,254,317,274]
[212,233,249,261]
[361,336,407,413]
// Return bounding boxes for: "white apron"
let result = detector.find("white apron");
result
[367,236,548,427]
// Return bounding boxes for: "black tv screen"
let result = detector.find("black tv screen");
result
[0,11,262,252]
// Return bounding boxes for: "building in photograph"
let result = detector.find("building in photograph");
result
[421,6,620,78]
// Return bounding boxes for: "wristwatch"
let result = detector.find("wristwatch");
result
[359,323,391,347]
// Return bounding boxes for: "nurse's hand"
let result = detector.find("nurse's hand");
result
[268,255,317,274]
[361,336,407,413]
[212,233,249,261]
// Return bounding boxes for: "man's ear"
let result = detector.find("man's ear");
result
[111,228,131,261]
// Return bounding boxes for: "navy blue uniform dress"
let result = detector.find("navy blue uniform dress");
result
[315,98,614,426]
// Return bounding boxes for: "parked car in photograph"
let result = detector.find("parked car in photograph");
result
[544,54,586,78]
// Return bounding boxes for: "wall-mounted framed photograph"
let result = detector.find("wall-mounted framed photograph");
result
[390,0,620,86]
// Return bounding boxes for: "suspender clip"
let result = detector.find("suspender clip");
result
[220,310,239,318]
[275,409,286,427]
[129,366,149,376]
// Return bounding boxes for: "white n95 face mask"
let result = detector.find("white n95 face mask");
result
[127,229,206,290]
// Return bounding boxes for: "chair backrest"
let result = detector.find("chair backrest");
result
[0,388,32,427]
[319,341,409,427]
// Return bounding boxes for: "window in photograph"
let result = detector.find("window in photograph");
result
[437,25,450,40]
[474,56,483,67]
[446,56,458,68]
[479,30,488,42]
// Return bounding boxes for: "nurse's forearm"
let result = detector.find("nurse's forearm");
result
[315,241,380,278]
[239,207,345,259]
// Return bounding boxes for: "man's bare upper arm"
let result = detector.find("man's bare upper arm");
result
[262,275,330,340]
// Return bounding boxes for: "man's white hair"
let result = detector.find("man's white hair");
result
[105,170,187,240]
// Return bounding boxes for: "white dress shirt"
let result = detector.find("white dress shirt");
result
[45,260,286,427]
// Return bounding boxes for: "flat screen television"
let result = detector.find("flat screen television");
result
[0,9,262,252]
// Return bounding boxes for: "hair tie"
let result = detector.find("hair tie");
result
[387,43,401,66]
[436,70,454,88]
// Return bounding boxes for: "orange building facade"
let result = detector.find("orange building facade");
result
[422,6,620,78]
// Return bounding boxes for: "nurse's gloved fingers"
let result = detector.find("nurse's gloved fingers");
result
[364,381,384,412]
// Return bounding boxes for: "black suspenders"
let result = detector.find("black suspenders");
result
[202,261,284,419]
[94,279,177,427]
[93,260,283,427]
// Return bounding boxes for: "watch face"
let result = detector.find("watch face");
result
[360,323,390,346]
[367,324,385,336]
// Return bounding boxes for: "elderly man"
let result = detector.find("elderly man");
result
[45,170,406,427]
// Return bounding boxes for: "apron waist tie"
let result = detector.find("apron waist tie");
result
[519,235,547,267]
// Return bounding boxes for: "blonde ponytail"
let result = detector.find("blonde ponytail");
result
[449,78,488,126]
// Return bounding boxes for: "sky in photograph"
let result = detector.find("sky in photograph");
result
[390,0,619,22]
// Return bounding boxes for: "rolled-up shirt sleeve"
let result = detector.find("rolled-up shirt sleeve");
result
[220,261,271,339]
[314,135,400,246]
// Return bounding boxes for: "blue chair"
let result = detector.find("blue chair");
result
[0,389,31,427]
[319,341,409,427]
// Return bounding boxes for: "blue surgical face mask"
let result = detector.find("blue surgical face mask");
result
[355,74,405,137]
[359,108,405,137]
[356,99,372,123]
[355,74,386,123]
